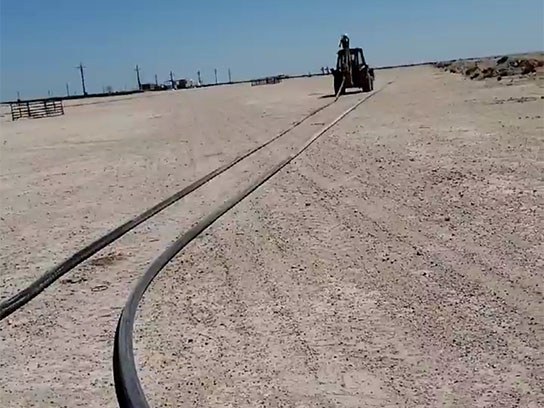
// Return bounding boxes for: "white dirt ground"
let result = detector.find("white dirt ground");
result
[1,67,543,408]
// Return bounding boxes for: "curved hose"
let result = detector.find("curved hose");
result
[113,86,389,407]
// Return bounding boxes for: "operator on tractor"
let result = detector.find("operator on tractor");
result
[339,33,350,50]
[339,34,352,83]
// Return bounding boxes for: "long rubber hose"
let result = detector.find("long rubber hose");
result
[0,99,338,321]
[113,84,391,408]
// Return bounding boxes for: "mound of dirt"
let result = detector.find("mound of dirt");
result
[436,53,544,80]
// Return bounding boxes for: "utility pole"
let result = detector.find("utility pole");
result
[154,74,158,86]
[170,71,175,89]
[17,91,20,101]
[228,68,232,83]
[76,63,87,96]
[197,70,202,85]
[66,83,70,96]
[135,65,142,90]
[214,68,218,84]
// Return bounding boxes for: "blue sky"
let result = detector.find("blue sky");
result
[1,0,542,100]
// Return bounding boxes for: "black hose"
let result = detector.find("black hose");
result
[113,85,390,408]
[0,100,336,321]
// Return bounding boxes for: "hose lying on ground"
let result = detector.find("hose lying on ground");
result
[0,99,338,321]
[113,85,391,408]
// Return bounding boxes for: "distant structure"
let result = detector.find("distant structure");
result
[251,76,282,86]
[141,83,165,91]
[10,99,64,121]
[135,65,142,90]
[76,63,88,95]
[176,79,188,89]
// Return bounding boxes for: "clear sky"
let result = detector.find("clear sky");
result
[1,0,542,100]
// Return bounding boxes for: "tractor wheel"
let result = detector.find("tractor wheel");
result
[334,76,345,96]
[362,75,373,92]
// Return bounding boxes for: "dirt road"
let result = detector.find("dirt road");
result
[1,67,543,407]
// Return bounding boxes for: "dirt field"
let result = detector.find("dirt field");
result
[1,67,543,407]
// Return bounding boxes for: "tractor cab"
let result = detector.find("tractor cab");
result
[336,48,367,71]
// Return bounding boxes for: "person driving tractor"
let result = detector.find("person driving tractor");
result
[339,33,350,50]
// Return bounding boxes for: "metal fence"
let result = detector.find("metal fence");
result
[251,76,282,86]
[10,99,64,121]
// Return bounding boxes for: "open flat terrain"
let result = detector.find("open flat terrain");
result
[1,66,543,407]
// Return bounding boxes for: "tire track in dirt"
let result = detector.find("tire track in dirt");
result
[297,165,541,348]
[256,156,540,406]
[211,231,321,379]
